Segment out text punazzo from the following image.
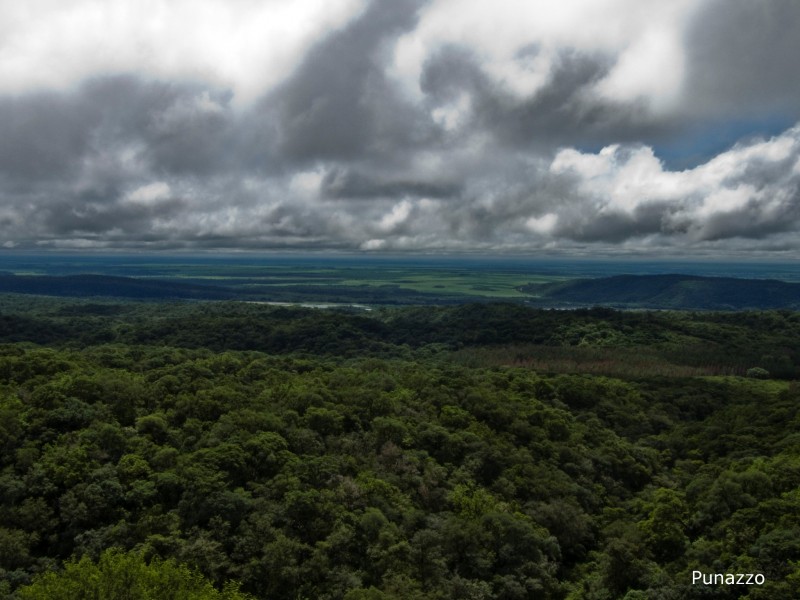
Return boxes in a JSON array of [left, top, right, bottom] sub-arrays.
[[692, 571, 765, 585]]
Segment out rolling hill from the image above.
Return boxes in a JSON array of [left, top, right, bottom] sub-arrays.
[[522, 274, 800, 310]]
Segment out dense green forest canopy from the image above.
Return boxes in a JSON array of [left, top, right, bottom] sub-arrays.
[[1, 295, 799, 598], [1, 295, 798, 378]]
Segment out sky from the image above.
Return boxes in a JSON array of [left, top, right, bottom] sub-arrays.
[[1, 0, 799, 257]]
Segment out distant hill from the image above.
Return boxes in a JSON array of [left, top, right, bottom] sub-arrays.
[[0, 273, 468, 304], [0, 273, 235, 300], [521, 274, 800, 310]]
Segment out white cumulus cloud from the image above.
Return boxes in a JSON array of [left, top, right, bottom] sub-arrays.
[[0, 0, 367, 104]]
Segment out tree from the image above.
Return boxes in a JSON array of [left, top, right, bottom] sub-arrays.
[[17, 548, 253, 600], [746, 366, 770, 379]]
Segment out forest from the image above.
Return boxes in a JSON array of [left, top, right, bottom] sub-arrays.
[[522, 275, 800, 310], [1, 296, 799, 598]]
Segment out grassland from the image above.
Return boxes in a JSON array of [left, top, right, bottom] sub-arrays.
[[129, 264, 566, 299]]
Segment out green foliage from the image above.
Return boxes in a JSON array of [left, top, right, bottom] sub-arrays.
[[1, 296, 799, 598], [747, 366, 770, 379], [16, 548, 253, 599]]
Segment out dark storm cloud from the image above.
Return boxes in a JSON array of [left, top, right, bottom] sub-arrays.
[[42, 195, 188, 236], [419, 44, 666, 150], [321, 168, 459, 199], [553, 201, 679, 244], [0, 93, 95, 180], [270, 0, 434, 164], [0, 76, 250, 247], [82, 77, 239, 177], [684, 0, 800, 118], [635, 0, 800, 169], [483, 52, 645, 147], [0, 76, 240, 183], [419, 45, 484, 104], [698, 196, 800, 242], [146, 93, 236, 175]]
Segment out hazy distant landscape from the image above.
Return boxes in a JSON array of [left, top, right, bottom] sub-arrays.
[[3, 254, 800, 309]]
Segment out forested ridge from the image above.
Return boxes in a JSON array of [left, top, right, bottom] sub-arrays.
[[523, 274, 800, 310], [1, 296, 799, 598]]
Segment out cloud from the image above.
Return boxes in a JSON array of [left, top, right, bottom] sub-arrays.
[[0, 0, 368, 104], [683, 0, 800, 118], [549, 126, 800, 244], [125, 182, 172, 205], [393, 0, 702, 107], [268, 0, 432, 163], [0, 92, 95, 180], [321, 168, 459, 199], [0, 0, 799, 257]]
